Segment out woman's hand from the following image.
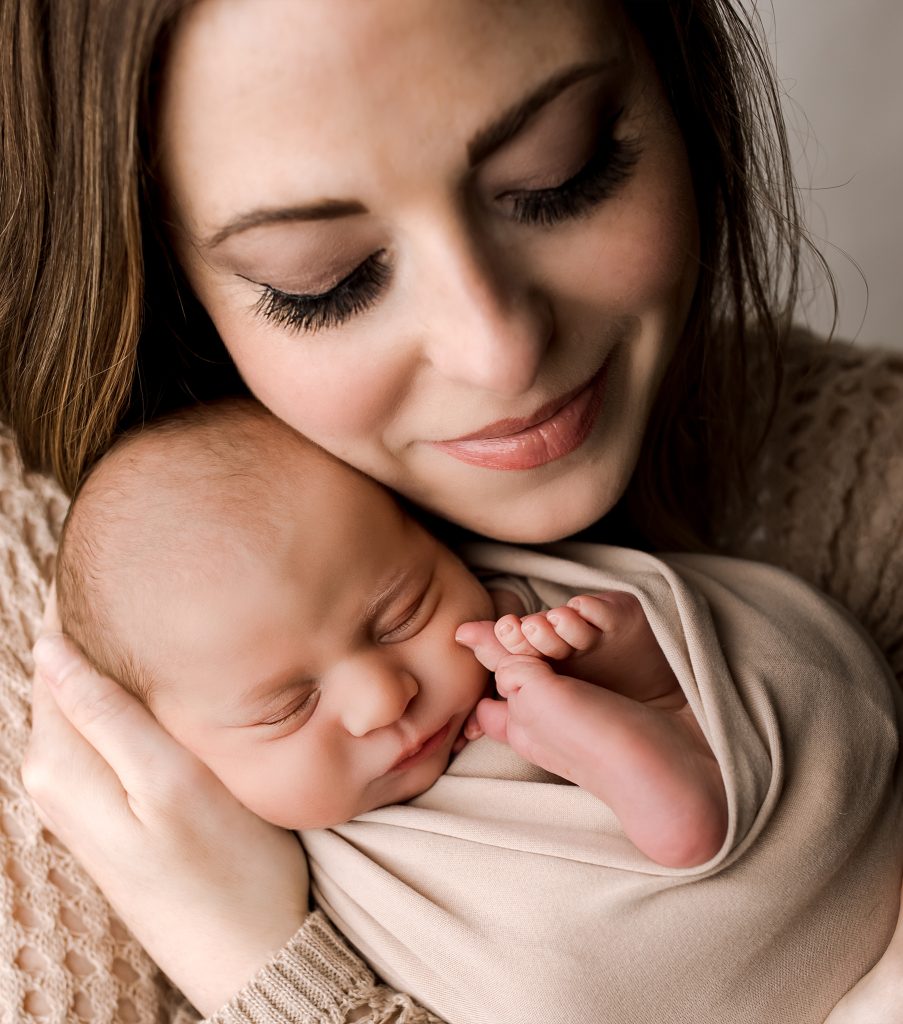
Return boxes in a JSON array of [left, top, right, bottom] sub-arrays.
[[823, 876, 903, 1022], [23, 618, 309, 1017]]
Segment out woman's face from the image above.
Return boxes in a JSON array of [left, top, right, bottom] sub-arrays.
[[159, 0, 698, 542]]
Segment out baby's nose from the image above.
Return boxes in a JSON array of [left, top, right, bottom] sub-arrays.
[[339, 663, 419, 737]]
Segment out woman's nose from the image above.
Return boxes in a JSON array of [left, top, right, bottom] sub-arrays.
[[337, 660, 419, 738], [419, 221, 552, 396]]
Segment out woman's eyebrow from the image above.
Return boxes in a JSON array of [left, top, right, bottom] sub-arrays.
[[204, 198, 366, 249], [202, 58, 614, 249], [466, 57, 617, 166]]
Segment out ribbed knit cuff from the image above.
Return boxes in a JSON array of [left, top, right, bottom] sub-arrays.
[[205, 912, 378, 1024]]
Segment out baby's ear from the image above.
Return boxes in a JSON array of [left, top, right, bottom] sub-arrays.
[[455, 620, 507, 671]]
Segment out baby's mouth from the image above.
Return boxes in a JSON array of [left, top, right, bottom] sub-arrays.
[[387, 720, 452, 773]]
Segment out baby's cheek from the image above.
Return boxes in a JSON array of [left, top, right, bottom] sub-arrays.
[[194, 741, 321, 829]]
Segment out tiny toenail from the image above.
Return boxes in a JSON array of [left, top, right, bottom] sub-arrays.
[[523, 622, 536, 634], [547, 612, 560, 626], [497, 622, 513, 636]]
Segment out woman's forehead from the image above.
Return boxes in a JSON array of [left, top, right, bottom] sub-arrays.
[[158, 0, 632, 234]]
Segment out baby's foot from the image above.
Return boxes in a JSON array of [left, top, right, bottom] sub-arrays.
[[456, 598, 727, 866], [492, 655, 725, 866]]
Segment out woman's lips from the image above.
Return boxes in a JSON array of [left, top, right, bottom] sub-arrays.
[[429, 355, 612, 471]]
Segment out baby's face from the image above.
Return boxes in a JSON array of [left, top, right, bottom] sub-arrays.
[[141, 462, 494, 829]]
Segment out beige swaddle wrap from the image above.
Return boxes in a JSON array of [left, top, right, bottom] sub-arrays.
[[302, 543, 903, 1024]]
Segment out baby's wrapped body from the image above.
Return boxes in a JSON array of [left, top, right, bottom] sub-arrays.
[[303, 542, 903, 1024]]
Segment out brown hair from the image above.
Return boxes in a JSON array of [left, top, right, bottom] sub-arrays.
[[0, 1, 832, 546], [55, 397, 308, 703], [614, 2, 834, 548]]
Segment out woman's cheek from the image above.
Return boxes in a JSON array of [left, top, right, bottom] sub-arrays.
[[599, 174, 697, 318], [214, 308, 404, 445]]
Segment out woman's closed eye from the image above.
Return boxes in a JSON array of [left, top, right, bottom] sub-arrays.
[[501, 116, 641, 228], [248, 116, 640, 336], [250, 250, 391, 334]]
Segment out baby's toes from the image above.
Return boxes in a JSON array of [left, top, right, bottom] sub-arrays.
[[520, 613, 574, 660], [545, 606, 602, 653], [567, 591, 644, 637], [494, 615, 541, 656]]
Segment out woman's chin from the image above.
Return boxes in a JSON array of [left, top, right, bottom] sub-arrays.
[[456, 490, 617, 545], [444, 461, 631, 544]]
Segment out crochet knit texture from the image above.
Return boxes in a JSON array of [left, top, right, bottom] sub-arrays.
[[0, 337, 901, 1024]]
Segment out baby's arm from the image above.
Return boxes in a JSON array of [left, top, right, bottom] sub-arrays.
[[457, 593, 727, 869]]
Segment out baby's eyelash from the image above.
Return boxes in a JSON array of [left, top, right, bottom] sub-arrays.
[[263, 689, 319, 729], [252, 250, 391, 334], [380, 597, 426, 644]]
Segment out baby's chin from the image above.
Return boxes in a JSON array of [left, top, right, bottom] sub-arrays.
[[260, 759, 456, 832]]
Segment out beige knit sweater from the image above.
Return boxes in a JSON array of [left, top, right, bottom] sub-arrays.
[[1, 336, 902, 1024]]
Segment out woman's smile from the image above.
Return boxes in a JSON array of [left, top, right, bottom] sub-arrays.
[[162, 0, 699, 542], [429, 351, 613, 470]]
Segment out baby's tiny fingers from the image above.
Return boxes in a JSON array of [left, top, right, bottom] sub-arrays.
[[545, 606, 601, 652], [520, 614, 574, 660], [494, 615, 541, 657], [474, 697, 510, 744], [456, 620, 509, 672], [463, 709, 484, 741], [567, 591, 641, 633]]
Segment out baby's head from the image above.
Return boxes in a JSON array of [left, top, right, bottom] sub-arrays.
[[56, 401, 493, 828]]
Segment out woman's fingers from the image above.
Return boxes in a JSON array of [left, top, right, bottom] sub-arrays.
[[27, 636, 310, 1016], [23, 672, 128, 822], [39, 580, 61, 634], [31, 633, 196, 801]]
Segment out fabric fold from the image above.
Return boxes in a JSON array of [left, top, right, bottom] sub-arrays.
[[302, 543, 903, 1024]]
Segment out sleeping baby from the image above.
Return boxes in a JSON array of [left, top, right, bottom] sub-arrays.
[[54, 399, 903, 1024]]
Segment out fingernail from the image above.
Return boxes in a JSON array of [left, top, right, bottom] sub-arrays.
[[33, 634, 80, 685], [455, 628, 472, 645]]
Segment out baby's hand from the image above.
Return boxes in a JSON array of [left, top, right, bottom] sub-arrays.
[[486, 592, 680, 707], [492, 595, 609, 661]]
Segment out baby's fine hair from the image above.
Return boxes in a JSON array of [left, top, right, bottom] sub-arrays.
[[55, 398, 322, 703]]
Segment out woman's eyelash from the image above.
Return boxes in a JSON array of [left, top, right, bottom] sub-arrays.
[[252, 250, 391, 334], [251, 121, 640, 334], [506, 127, 642, 228]]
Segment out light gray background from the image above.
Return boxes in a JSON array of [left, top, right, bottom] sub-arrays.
[[765, 1, 903, 349]]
